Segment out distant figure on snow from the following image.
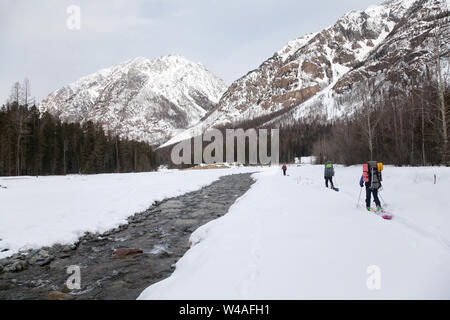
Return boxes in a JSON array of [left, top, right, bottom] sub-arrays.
[[359, 161, 383, 211], [282, 164, 287, 176], [324, 161, 335, 189]]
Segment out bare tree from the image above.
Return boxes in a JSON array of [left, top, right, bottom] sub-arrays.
[[421, 90, 427, 165], [8, 82, 24, 175], [22, 78, 33, 107], [7, 79, 35, 175], [9, 82, 21, 106], [357, 81, 383, 160], [430, 10, 449, 164]]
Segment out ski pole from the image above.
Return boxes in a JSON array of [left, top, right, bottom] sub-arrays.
[[379, 192, 388, 207], [356, 187, 363, 208]]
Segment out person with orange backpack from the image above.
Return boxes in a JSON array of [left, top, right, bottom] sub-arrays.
[[359, 161, 383, 211]]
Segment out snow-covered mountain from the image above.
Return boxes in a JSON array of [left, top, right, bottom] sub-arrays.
[[39, 55, 227, 145], [162, 0, 448, 147], [287, 0, 450, 122]]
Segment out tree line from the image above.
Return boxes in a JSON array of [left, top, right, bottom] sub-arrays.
[[0, 82, 158, 176], [162, 65, 448, 167], [158, 67, 448, 167], [312, 74, 449, 166]]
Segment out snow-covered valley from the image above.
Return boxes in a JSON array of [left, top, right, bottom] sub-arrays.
[[139, 165, 450, 299], [1, 165, 449, 299]]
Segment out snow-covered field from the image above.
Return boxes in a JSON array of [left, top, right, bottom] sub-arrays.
[[0, 167, 257, 259], [1, 165, 449, 299], [138, 165, 450, 299]]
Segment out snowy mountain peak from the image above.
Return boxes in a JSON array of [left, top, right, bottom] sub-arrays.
[[276, 33, 318, 62], [162, 0, 448, 148], [39, 55, 227, 146]]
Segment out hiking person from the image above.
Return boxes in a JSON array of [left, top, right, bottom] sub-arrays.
[[359, 161, 383, 211], [282, 164, 287, 176], [324, 161, 335, 189]]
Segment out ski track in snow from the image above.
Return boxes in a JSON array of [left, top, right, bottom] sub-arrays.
[[317, 171, 450, 252], [336, 180, 450, 250], [393, 215, 450, 250], [238, 189, 263, 298]]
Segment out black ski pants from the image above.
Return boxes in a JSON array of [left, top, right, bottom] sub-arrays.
[[365, 186, 381, 208], [325, 177, 334, 188]]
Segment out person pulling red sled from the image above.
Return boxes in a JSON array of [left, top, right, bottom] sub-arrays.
[[359, 161, 392, 220]]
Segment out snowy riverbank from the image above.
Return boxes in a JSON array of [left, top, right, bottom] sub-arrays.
[[0, 167, 258, 259]]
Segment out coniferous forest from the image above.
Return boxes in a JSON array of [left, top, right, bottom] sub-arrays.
[[0, 102, 158, 176]]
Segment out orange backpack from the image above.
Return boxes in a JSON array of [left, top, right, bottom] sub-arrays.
[[363, 162, 383, 186]]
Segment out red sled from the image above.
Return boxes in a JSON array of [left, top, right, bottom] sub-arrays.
[[370, 208, 392, 220]]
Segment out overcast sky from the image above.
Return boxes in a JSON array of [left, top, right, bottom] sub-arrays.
[[0, 0, 380, 104]]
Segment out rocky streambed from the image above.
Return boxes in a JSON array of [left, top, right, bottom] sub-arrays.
[[0, 173, 255, 300]]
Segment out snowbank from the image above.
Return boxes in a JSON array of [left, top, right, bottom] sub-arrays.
[[0, 167, 257, 259], [138, 165, 450, 299]]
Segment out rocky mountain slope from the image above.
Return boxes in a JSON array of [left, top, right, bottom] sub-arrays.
[[287, 0, 449, 123], [39, 55, 227, 145], [162, 0, 448, 147]]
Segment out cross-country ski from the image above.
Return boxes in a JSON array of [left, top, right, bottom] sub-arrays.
[[369, 208, 393, 220]]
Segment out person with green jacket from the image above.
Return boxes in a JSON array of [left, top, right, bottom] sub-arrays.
[[324, 161, 335, 189]]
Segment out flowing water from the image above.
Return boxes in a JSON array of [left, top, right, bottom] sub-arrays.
[[0, 173, 255, 300]]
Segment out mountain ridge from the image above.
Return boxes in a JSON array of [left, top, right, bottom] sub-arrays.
[[39, 55, 227, 146], [162, 0, 448, 148]]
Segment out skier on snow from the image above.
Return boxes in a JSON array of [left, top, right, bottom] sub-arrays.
[[324, 161, 335, 189], [282, 164, 287, 176], [359, 161, 383, 211]]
